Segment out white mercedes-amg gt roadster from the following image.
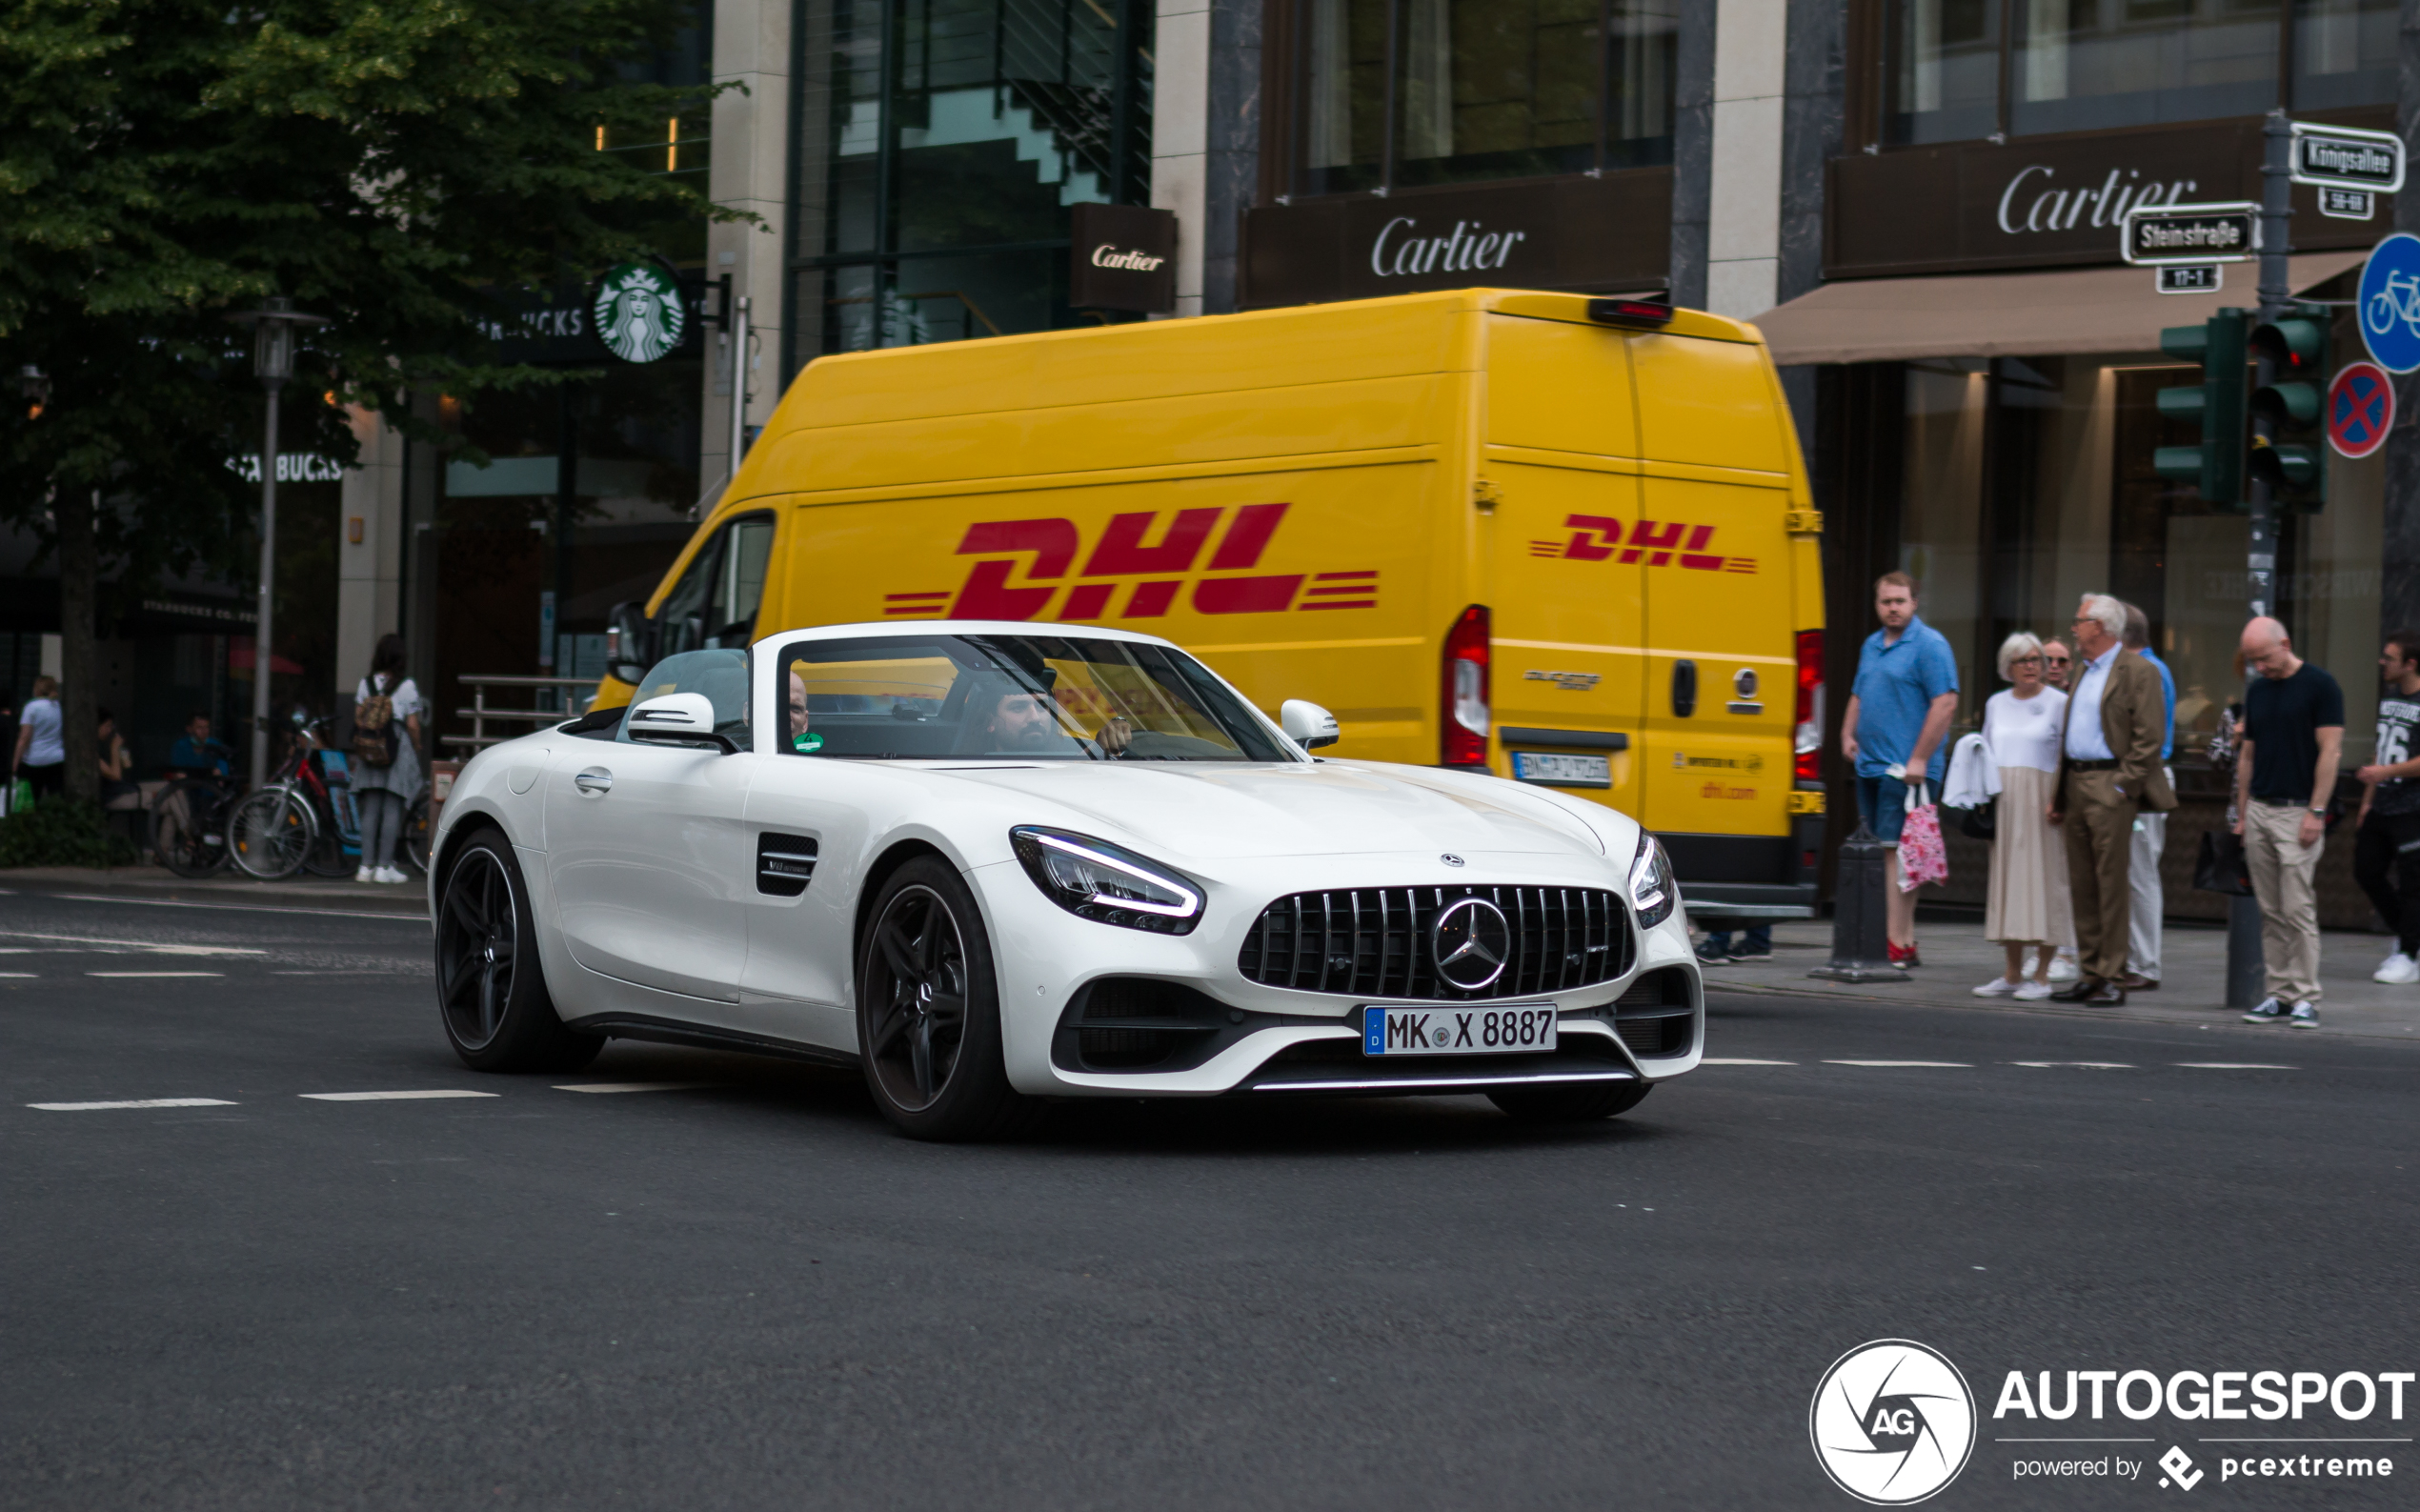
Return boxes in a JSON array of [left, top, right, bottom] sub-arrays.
[[427, 622, 1701, 1139]]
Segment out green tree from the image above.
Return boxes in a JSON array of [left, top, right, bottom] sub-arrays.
[[0, 0, 736, 802]]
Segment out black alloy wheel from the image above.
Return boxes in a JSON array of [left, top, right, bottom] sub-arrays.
[[856, 857, 1038, 1141], [435, 828, 600, 1073]]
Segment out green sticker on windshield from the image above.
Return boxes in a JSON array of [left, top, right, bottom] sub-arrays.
[[793, 731, 824, 753]]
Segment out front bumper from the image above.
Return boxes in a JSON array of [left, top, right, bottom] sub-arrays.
[[976, 849, 1705, 1098]]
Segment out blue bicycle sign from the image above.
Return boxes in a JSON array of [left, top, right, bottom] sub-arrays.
[[2358, 232, 2420, 373]]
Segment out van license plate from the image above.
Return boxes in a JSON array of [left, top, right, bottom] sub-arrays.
[[1511, 752, 1611, 788], [1362, 1005, 1558, 1057]]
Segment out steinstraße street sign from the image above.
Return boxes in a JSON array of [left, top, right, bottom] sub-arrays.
[[2327, 361, 2394, 459], [2157, 265, 2222, 294], [2289, 120, 2405, 194], [2122, 201, 2257, 266], [2357, 232, 2420, 373]]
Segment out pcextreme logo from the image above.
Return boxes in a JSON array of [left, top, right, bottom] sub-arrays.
[[1529, 513, 1760, 573], [881, 503, 1380, 622]]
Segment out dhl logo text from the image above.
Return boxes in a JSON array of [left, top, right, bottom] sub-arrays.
[[1529, 514, 1757, 574], [882, 503, 1380, 621]]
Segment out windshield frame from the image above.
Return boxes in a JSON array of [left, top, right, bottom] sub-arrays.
[[757, 628, 1303, 765]]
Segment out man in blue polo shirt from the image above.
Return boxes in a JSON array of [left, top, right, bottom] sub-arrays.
[[1841, 571, 1960, 966]]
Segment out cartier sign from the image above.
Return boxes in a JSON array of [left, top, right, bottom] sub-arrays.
[[1242, 170, 1670, 309], [1827, 116, 2386, 279], [1070, 203, 1177, 313]]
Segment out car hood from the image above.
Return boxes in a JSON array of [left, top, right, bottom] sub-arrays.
[[926, 759, 1611, 860]]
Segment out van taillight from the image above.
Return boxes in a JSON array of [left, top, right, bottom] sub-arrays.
[[1441, 605, 1491, 767], [1794, 629, 1825, 783]]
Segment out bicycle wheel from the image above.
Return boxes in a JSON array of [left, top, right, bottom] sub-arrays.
[[402, 793, 433, 876], [151, 779, 231, 878], [228, 788, 316, 879]]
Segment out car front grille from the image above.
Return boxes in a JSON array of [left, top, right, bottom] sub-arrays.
[[1237, 885, 1632, 1001]]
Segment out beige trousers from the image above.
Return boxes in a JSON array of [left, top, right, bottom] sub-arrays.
[[2242, 800, 2325, 1005], [2060, 769, 2136, 981]]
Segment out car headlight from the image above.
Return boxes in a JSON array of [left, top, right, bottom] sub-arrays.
[[1629, 830, 1676, 930], [1010, 826, 1204, 935]]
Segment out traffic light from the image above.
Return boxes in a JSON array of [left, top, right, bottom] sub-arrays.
[[2153, 310, 2249, 510], [2250, 311, 2329, 510]]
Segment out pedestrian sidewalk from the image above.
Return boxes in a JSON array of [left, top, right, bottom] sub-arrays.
[[0, 863, 429, 918], [1697, 917, 2420, 1044]]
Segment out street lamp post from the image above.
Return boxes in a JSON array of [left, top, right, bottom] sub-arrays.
[[224, 297, 327, 790]]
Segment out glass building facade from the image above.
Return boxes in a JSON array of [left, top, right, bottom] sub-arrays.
[[783, 0, 1156, 373]]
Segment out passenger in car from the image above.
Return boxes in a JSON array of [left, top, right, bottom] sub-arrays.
[[787, 670, 822, 753]]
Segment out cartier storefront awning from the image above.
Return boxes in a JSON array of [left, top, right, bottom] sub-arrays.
[[1751, 252, 2367, 368]]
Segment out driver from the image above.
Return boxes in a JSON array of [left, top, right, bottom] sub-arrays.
[[787, 670, 823, 753], [981, 686, 1132, 756]]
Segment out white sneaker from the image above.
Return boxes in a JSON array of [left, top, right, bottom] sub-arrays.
[[374, 865, 408, 884], [355, 867, 374, 883], [2013, 980, 2053, 1001], [2376, 952, 2420, 985], [2045, 955, 2082, 984], [1971, 978, 2019, 998]]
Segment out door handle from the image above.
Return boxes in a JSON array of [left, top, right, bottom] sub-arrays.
[[574, 769, 614, 795], [1670, 659, 1698, 718]]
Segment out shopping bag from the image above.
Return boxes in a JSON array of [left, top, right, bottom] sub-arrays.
[[2194, 827, 2254, 897], [1898, 781, 1949, 891], [7, 777, 30, 816]]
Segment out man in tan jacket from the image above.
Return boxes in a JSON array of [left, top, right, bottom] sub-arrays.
[[2048, 594, 2178, 1005]]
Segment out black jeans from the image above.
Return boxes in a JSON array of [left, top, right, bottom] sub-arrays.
[[2353, 808, 2420, 955]]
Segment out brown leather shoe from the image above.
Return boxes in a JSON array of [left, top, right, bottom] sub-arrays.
[[2049, 978, 2103, 1003], [2116, 973, 2159, 992], [2077, 980, 2128, 1007]]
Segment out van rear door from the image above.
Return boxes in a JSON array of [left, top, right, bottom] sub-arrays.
[[1483, 314, 1645, 818], [1629, 333, 1798, 890]]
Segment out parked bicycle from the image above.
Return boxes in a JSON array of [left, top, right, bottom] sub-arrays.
[[227, 714, 430, 881], [151, 737, 240, 878]]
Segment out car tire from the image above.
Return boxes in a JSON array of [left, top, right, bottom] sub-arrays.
[[856, 857, 1040, 1142], [435, 827, 603, 1073], [1487, 1081, 1652, 1122]]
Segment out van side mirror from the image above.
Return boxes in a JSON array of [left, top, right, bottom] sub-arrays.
[[606, 600, 654, 685], [1281, 699, 1341, 751], [627, 693, 739, 754]]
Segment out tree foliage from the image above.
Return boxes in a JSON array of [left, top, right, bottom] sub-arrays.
[[0, 0, 736, 795]]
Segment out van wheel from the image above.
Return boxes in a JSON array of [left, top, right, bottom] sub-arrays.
[[1488, 1082, 1651, 1122], [436, 829, 603, 1073], [856, 857, 1040, 1141]]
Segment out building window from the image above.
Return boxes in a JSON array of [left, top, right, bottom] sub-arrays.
[[787, 0, 1154, 368], [1294, 0, 1676, 197], [1882, 0, 2394, 147]]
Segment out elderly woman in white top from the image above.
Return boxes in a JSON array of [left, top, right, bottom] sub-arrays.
[[1975, 632, 2076, 999]]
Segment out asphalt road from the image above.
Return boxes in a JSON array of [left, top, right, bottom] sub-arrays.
[[1, 885, 2413, 1511]]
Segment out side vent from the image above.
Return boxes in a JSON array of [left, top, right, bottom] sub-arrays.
[[756, 834, 818, 897]]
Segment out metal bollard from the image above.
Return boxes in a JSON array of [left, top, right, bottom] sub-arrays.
[[1809, 819, 1910, 982]]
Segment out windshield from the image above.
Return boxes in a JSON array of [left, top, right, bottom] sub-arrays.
[[617, 649, 752, 747], [774, 634, 1293, 763]]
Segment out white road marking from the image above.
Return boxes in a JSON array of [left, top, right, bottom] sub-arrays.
[[30, 1099, 238, 1111], [0, 931, 265, 955], [1824, 1059, 1972, 1068], [2175, 1062, 2297, 1070], [1701, 1058, 1797, 1065], [2012, 1061, 2133, 1069], [0, 973, 35, 978], [300, 1090, 500, 1101], [87, 971, 224, 978], [553, 1082, 722, 1094], [43, 892, 421, 922]]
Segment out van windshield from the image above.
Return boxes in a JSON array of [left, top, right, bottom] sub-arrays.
[[775, 634, 1293, 763]]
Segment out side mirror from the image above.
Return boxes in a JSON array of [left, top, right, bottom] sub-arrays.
[[1281, 699, 1341, 751], [627, 693, 739, 754], [605, 600, 653, 685]]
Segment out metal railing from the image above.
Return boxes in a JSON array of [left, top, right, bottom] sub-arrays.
[[441, 675, 602, 753]]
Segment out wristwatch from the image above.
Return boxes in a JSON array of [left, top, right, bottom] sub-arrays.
[[2309, 806, 2327, 816]]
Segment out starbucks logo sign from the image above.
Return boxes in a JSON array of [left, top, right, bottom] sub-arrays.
[[593, 262, 686, 363]]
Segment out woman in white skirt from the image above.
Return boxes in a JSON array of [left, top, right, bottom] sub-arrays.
[[1975, 633, 2075, 999]]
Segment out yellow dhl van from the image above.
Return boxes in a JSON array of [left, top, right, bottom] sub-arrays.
[[595, 289, 1827, 921]]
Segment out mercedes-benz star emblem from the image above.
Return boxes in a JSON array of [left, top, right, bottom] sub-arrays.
[[1440, 854, 1464, 867], [1431, 897, 1510, 990]]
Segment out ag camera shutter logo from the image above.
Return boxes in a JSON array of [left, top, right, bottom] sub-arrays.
[[1810, 1340, 1977, 1504]]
